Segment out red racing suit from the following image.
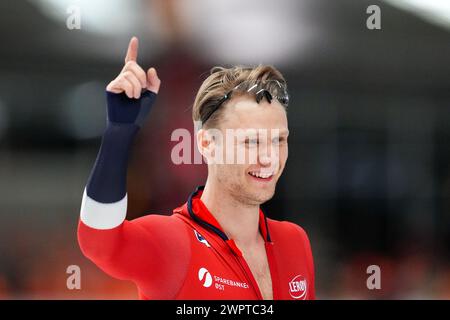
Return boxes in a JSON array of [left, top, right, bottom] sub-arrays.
[[78, 186, 315, 300]]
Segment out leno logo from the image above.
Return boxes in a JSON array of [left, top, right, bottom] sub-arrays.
[[289, 275, 307, 299]]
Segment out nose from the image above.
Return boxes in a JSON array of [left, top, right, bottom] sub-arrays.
[[258, 143, 277, 167], [259, 154, 271, 167]]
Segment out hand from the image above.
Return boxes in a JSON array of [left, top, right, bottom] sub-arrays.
[[106, 37, 161, 98]]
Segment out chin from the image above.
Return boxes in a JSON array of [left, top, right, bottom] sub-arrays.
[[249, 188, 276, 205]]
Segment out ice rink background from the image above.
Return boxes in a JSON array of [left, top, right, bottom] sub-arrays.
[[0, 0, 449, 299]]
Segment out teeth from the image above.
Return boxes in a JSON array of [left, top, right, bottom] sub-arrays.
[[249, 171, 274, 179]]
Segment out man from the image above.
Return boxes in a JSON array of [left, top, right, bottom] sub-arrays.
[[78, 37, 315, 300]]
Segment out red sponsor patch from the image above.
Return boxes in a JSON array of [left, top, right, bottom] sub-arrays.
[[289, 275, 308, 299]]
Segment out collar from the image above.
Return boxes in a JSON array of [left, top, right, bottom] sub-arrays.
[[173, 185, 272, 243]]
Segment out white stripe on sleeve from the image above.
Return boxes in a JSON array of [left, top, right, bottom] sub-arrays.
[[80, 188, 127, 230]]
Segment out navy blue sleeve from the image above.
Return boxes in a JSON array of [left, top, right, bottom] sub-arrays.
[[85, 90, 157, 203]]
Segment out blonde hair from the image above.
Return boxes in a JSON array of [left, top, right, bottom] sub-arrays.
[[192, 65, 287, 128]]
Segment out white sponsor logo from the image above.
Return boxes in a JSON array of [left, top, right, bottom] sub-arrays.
[[289, 275, 308, 299], [198, 267, 249, 291], [198, 267, 213, 288], [214, 276, 249, 289]]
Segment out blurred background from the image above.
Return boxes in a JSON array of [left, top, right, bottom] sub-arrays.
[[0, 0, 449, 299]]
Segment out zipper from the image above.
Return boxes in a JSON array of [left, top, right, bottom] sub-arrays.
[[265, 242, 279, 299], [176, 213, 276, 300], [179, 187, 277, 299], [226, 239, 267, 300]]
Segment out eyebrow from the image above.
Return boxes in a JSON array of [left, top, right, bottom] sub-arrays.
[[277, 129, 289, 136]]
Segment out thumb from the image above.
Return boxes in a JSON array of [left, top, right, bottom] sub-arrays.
[[146, 67, 161, 94]]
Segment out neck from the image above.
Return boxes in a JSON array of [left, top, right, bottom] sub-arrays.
[[200, 179, 262, 248]]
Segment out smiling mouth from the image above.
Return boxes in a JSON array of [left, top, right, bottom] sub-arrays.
[[248, 171, 275, 182]]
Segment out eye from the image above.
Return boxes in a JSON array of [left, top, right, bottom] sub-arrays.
[[245, 138, 259, 146], [272, 137, 285, 145]]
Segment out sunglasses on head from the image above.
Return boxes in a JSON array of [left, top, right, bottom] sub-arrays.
[[201, 79, 289, 126]]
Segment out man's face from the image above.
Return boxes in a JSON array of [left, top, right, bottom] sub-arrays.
[[204, 94, 289, 205]]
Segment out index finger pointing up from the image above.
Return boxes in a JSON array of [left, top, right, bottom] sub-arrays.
[[125, 36, 139, 63]]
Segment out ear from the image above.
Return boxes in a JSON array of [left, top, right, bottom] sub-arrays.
[[196, 128, 214, 163]]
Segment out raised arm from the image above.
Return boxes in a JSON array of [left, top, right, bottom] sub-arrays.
[[77, 37, 189, 298]]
